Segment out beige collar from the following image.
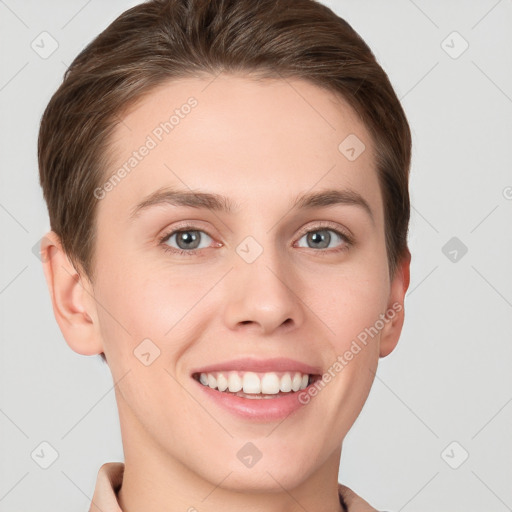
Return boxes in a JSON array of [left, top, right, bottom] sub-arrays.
[[89, 462, 379, 512]]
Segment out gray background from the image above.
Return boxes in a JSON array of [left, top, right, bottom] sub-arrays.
[[1, 0, 511, 510]]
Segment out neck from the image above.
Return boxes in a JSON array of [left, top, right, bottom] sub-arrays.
[[116, 396, 344, 512]]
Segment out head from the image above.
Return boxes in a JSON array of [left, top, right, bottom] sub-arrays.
[[39, 0, 411, 494]]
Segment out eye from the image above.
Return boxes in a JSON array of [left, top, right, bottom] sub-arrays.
[[159, 226, 215, 255], [158, 222, 352, 257], [295, 225, 352, 253]]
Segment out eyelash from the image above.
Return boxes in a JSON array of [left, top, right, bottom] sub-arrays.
[[158, 222, 354, 257]]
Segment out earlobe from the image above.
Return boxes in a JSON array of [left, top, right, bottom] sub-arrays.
[[40, 231, 103, 356], [379, 249, 411, 358]]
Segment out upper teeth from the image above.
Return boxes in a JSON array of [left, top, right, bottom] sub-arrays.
[[197, 371, 310, 394]]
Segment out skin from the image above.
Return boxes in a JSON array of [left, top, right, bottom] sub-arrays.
[[41, 74, 410, 512]]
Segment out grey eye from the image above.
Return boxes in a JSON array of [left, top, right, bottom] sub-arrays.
[[165, 230, 213, 251], [296, 229, 344, 249]]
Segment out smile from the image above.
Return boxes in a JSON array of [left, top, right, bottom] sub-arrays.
[[191, 365, 323, 421], [192, 370, 320, 397]]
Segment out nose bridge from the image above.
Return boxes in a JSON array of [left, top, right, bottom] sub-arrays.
[[222, 234, 304, 334]]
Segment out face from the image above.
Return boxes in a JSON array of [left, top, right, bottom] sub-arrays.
[[84, 74, 406, 490]]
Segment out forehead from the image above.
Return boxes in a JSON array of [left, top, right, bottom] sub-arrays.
[[100, 74, 382, 226]]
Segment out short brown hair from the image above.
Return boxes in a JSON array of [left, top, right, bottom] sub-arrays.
[[38, 0, 411, 282]]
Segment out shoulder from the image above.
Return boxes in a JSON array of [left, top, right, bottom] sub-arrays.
[[338, 483, 381, 512]]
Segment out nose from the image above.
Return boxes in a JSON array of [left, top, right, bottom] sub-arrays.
[[221, 243, 305, 336]]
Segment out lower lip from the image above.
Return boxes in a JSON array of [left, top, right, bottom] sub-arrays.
[[193, 378, 313, 421]]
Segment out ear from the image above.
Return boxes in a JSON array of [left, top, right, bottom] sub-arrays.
[[40, 231, 104, 356], [379, 249, 411, 358]]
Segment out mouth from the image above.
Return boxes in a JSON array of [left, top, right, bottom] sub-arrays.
[[192, 370, 322, 399]]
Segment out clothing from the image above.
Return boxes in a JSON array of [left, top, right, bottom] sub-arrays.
[[89, 462, 386, 512]]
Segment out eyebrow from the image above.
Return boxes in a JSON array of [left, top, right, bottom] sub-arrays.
[[129, 186, 374, 224]]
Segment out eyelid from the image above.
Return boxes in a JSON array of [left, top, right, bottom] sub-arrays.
[[158, 224, 220, 255], [158, 221, 216, 243], [295, 220, 354, 245]]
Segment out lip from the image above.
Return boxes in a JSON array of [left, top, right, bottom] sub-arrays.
[[189, 356, 322, 376], [193, 376, 319, 421], [190, 357, 322, 421]]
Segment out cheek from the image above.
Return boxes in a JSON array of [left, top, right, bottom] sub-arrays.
[[93, 256, 218, 370], [307, 262, 389, 349], [93, 264, 194, 427]]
